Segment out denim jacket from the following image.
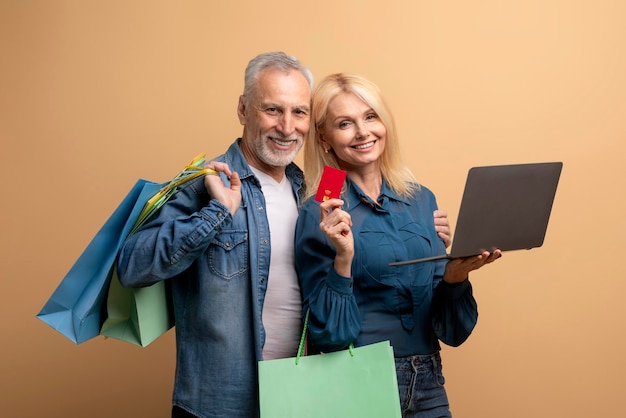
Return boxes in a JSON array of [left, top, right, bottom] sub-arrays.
[[117, 139, 305, 418]]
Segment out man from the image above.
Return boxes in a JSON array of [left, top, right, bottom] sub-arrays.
[[117, 52, 451, 417]]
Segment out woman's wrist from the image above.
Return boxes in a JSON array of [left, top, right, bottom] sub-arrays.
[[333, 252, 353, 278]]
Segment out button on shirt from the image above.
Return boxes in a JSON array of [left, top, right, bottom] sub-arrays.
[[295, 178, 478, 357]]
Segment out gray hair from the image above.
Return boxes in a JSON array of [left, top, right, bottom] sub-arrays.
[[243, 52, 314, 104]]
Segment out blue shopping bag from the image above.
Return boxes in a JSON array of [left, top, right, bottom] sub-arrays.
[[37, 179, 163, 344], [37, 154, 215, 345]]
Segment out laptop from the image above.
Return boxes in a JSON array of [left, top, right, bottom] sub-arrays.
[[388, 162, 563, 266]]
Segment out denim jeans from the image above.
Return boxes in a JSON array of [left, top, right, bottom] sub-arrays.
[[395, 352, 452, 418], [172, 406, 196, 418]]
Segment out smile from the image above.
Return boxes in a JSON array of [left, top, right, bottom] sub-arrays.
[[269, 137, 297, 147], [352, 140, 376, 150]]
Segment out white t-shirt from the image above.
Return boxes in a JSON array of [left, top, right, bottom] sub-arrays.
[[251, 167, 302, 360]]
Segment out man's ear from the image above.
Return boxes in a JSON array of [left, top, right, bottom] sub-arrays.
[[237, 95, 246, 125]]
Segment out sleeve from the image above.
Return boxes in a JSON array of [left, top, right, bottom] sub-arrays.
[[422, 186, 477, 347], [430, 278, 478, 347], [294, 202, 361, 352], [117, 179, 232, 287]]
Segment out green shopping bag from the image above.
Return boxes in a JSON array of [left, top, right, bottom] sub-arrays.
[[258, 311, 402, 418], [100, 266, 174, 347], [100, 154, 215, 347]]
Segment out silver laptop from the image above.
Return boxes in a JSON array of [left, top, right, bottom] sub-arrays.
[[389, 162, 563, 266]]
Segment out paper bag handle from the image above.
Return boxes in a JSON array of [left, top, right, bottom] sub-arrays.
[[130, 153, 217, 235], [295, 309, 354, 365]]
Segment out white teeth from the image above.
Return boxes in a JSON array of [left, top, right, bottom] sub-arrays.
[[271, 138, 293, 146], [354, 141, 374, 150]]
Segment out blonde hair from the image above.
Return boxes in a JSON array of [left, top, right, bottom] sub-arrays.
[[304, 73, 418, 201]]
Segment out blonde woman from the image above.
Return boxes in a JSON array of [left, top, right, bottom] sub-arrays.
[[294, 73, 501, 417]]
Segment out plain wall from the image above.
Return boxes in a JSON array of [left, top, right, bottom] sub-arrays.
[[2, 1, 625, 417]]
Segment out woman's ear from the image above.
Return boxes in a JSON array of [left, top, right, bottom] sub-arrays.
[[319, 136, 330, 153]]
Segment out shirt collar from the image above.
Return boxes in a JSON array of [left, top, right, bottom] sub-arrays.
[[344, 177, 412, 211]]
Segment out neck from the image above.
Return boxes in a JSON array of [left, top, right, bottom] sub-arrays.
[[250, 164, 285, 183], [347, 167, 382, 202], [251, 163, 285, 183]]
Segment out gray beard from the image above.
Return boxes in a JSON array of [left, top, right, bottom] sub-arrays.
[[256, 138, 302, 167]]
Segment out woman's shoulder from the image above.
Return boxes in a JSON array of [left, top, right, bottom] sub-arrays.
[[299, 196, 321, 212], [407, 182, 437, 202]]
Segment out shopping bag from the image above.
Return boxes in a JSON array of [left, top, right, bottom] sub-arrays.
[[258, 312, 402, 418], [100, 154, 215, 346], [37, 154, 215, 345], [99, 267, 174, 347], [36, 179, 161, 344]]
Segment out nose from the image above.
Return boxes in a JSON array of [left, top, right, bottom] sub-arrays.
[[277, 113, 295, 136], [355, 122, 370, 140]]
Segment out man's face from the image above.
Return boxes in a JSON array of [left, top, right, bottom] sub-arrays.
[[238, 67, 311, 172]]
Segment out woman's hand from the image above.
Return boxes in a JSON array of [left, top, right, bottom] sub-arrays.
[[319, 198, 354, 277], [443, 249, 502, 284]]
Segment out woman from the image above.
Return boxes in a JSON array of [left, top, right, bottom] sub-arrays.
[[294, 73, 501, 417]]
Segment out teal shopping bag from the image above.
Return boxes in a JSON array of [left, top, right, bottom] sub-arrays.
[[258, 312, 402, 417], [36, 179, 162, 344]]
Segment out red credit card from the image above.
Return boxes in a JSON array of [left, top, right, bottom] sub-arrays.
[[315, 166, 347, 202]]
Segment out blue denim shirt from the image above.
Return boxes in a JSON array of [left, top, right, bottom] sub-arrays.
[[294, 178, 477, 357], [117, 139, 305, 418]]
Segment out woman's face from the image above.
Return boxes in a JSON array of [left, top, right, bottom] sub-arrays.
[[321, 92, 386, 170]]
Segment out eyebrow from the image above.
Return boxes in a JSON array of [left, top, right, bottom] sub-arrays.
[[294, 104, 311, 112], [331, 106, 374, 121], [259, 102, 310, 112]]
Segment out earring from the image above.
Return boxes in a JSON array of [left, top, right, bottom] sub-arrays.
[[324, 148, 329, 154]]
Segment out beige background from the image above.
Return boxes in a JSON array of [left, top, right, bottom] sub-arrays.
[[2, 1, 625, 417]]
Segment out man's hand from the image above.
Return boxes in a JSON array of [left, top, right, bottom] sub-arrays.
[[203, 161, 242, 216], [434, 209, 452, 248]]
